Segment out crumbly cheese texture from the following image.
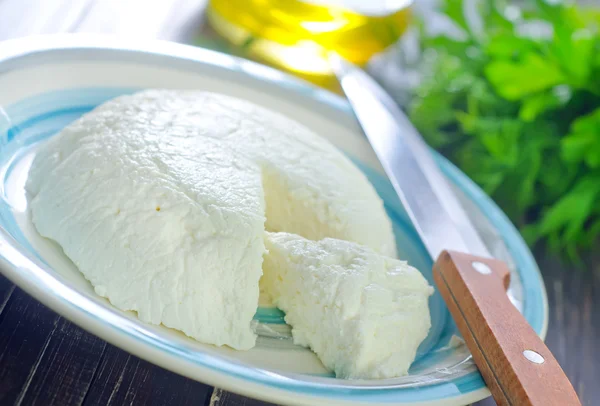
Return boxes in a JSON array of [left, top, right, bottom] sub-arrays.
[[26, 90, 396, 350], [27, 97, 266, 350], [171, 91, 396, 257], [262, 232, 434, 379]]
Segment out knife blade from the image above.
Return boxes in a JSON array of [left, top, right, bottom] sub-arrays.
[[329, 53, 489, 261], [330, 54, 580, 406]]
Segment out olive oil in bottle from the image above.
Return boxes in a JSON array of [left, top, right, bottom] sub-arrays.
[[206, 0, 412, 78]]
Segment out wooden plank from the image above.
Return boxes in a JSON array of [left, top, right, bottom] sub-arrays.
[[209, 388, 277, 406], [0, 285, 211, 406], [15, 318, 107, 405], [474, 398, 497, 406], [70, 0, 207, 41], [74, 0, 184, 38], [157, 0, 209, 42], [0, 288, 61, 404], [0, 0, 95, 40], [82, 343, 212, 405], [538, 251, 600, 404], [0, 275, 16, 317]]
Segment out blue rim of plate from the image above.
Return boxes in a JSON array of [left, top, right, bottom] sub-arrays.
[[0, 35, 548, 405]]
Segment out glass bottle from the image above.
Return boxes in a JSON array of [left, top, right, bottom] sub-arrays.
[[206, 0, 413, 80]]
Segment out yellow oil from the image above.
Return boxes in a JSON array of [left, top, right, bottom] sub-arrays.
[[206, 0, 412, 79]]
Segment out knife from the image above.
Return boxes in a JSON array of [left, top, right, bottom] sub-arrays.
[[330, 54, 580, 406]]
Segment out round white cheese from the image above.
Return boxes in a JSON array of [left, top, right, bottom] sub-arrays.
[[262, 232, 434, 379], [27, 95, 266, 350], [26, 90, 396, 350]]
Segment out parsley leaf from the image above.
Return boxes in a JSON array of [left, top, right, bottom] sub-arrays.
[[409, 0, 600, 261]]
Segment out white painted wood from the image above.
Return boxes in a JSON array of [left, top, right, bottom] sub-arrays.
[[0, 0, 95, 40], [158, 0, 208, 41], [74, 0, 207, 40]]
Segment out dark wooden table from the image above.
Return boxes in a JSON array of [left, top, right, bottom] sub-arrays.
[[1, 252, 598, 406], [0, 1, 598, 405]]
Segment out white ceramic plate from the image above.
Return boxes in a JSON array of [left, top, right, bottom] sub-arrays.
[[0, 35, 548, 406]]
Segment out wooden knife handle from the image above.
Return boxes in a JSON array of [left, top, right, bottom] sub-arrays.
[[433, 250, 580, 406]]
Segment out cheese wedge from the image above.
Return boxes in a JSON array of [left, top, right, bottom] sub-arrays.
[[262, 231, 434, 379]]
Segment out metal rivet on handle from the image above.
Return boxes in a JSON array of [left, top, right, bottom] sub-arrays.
[[523, 350, 545, 364], [472, 261, 492, 275]]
